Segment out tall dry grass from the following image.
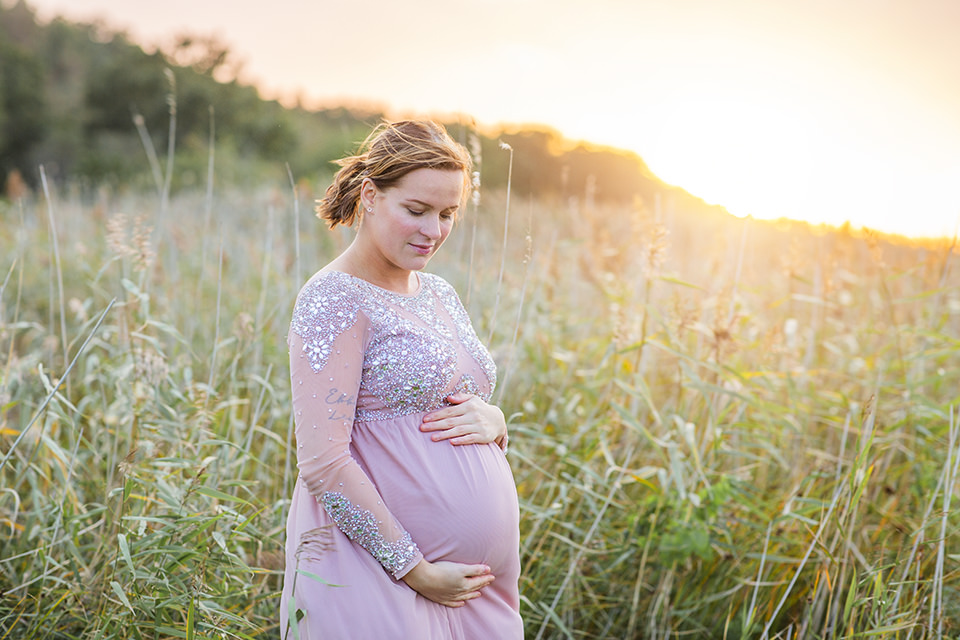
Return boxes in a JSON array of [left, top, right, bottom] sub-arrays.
[[1, 161, 959, 639]]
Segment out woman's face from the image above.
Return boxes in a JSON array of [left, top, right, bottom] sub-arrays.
[[361, 168, 463, 273]]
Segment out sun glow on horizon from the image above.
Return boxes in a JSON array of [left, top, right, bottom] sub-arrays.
[[640, 99, 817, 221], [595, 97, 960, 240]]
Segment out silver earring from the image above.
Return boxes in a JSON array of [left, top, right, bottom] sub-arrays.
[[366, 206, 372, 212]]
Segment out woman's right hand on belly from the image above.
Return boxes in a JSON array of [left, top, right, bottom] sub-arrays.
[[401, 558, 496, 608], [420, 392, 508, 449]]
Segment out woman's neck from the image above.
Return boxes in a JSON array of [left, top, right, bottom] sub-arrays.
[[329, 243, 419, 295]]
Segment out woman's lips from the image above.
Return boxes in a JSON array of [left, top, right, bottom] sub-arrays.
[[410, 243, 433, 255]]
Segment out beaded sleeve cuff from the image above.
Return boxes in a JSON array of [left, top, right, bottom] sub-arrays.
[[319, 491, 421, 577]]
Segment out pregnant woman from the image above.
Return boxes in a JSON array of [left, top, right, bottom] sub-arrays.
[[280, 120, 522, 639]]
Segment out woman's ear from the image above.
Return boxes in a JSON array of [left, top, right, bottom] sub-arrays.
[[360, 178, 377, 213]]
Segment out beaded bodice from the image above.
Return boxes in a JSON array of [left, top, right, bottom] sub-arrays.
[[290, 271, 497, 422]]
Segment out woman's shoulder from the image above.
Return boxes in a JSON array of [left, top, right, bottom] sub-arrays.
[[421, 272, 471, 315], [420, 271, 458, 297], [296, 269, 357, 297], [290, 271, 365, 334]]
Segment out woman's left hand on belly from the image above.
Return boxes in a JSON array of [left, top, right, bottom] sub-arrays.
[[420, 393, 507, 449], [401, 558, 496, 608]]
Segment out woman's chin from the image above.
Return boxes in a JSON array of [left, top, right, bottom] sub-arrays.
[[403, 255, 434, 271]]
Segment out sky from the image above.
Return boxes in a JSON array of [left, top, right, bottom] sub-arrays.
[[22, 0, 960, 238]]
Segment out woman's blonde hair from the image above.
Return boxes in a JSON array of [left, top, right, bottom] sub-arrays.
[[316, 120, 473, 229]]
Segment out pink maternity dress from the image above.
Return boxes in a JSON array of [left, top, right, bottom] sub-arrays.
[[280, 270, 522, 639]]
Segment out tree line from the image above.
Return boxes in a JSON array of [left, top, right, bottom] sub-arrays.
[[1, 0, 716, 216]]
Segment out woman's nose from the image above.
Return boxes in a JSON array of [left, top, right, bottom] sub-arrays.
[[421, 214, 442, 239]]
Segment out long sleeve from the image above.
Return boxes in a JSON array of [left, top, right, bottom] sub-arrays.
[[288, 276, 423, 579]]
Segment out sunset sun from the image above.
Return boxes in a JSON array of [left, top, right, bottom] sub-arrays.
[[641, 98, 817, 221]]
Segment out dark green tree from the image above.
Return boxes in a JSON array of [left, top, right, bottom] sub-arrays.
[[0, 38, 47, 186]]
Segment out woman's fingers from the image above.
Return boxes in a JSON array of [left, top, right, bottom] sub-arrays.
[[452, 588, 484, 602], [431, 429, 487, 445], [402, 559, 495, 609], [441, 588, 486, 606], [427, 425, 471, 442], [439, 562, 493, 605], [463, 567, 495, 591], [420, 413, 466, 431], [422, 395, 474, 423], [467, 574, 495, 589], [420, 395, 504, 446], [420, 405, 473, 440], [462, 562, 491, 577]]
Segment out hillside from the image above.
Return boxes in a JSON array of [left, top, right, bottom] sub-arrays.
[[0, 1, 736, 220]]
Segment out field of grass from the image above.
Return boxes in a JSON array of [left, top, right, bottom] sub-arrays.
[[2, 167, 960, 638]]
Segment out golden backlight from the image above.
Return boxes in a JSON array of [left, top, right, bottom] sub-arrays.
[[642, 99, 817, 222], [637, 97, 960, 239]]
